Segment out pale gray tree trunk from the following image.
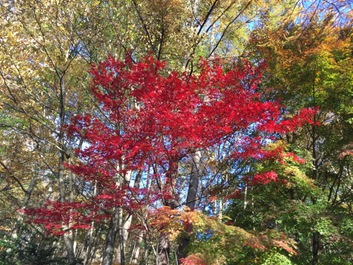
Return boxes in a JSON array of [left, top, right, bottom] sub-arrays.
[[82, 181, 98, 265], [130, 230, 144, 264], [58, 75, 76, 265], [157, 233, 170, 265]]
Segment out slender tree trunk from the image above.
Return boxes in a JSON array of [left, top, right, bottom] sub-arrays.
[[157, 233, 170, 265], [186, 151, 201, 210], [63, 233, 76, 265], [310, 92, 321, 265], [218, 199, 223, 221], [156, 161, 180, 265], [117, 208, 126, 265], [114, 170, 140, 264], [58, 75, 76, 265], [83, 181, 99, 265], [145, 239, 150, 265], [83, 225, 97, 265], [312, 231, 320, 265], [59, 150, 76, 264], [58, 154, 75, 264], [13, 164, 38, 239], [102, 209, 119, 265], [178, 151, 201, 259], [130, 230, 144, 264]]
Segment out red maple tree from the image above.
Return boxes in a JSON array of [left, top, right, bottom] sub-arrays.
[[24, 55, 315, 236]]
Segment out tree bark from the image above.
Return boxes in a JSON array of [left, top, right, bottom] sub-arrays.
[[114, 208, 126, 265], [59, 154, 76, 265], [130, 230, 144, 264], [157, 233, 170, 265], [57, 73, 76, 264], [83, 181, 99, 265], [186, 151, 201, 210], [102, 210, 119, 265], [178, 151, 201, 259], [156, 161, 180, 265], [312, 231, 320, 265]]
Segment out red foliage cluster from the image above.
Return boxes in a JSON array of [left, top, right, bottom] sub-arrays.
[[21, 201, 97, 235], [251, 171, 279, 185], [179, 254, 207, 265]]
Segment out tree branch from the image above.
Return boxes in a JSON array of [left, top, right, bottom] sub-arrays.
[[0, 160, 28, 195], [207, 0, 253, 58]]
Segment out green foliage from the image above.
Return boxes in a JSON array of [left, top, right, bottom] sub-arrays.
[[243, 6, 353, 264], [0, 233, 67, 265], [261, 251, 293, 265]]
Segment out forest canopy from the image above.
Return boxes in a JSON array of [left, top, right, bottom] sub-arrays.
[[0, 1, 352, 265]]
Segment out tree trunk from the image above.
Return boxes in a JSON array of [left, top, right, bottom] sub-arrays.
[[157, 233, 170, 265], [57, 74, 76, 264], [83, 181, 99, 265], [102, 210, 119, 265], [59, 149, 76, 265], [312, 231, 320, 265], [186, 151, 201, 210], [177, 152, 201, 260], [13, 165, 38, 240], [114, 170, 141, 265], [156, 161, 180, 265], [83, 223, 99, 265], [63, 233, 76, 265], [114, 208, 127, 265], [130, 230, 144, 264]]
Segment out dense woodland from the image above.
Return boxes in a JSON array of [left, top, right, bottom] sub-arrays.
[[0, 0, 353, 264]]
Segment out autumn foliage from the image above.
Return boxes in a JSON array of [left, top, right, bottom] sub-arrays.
[[23, 54, 315, 243]]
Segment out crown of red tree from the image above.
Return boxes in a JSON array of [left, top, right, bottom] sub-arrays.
[[23, 55, 316, 235]]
